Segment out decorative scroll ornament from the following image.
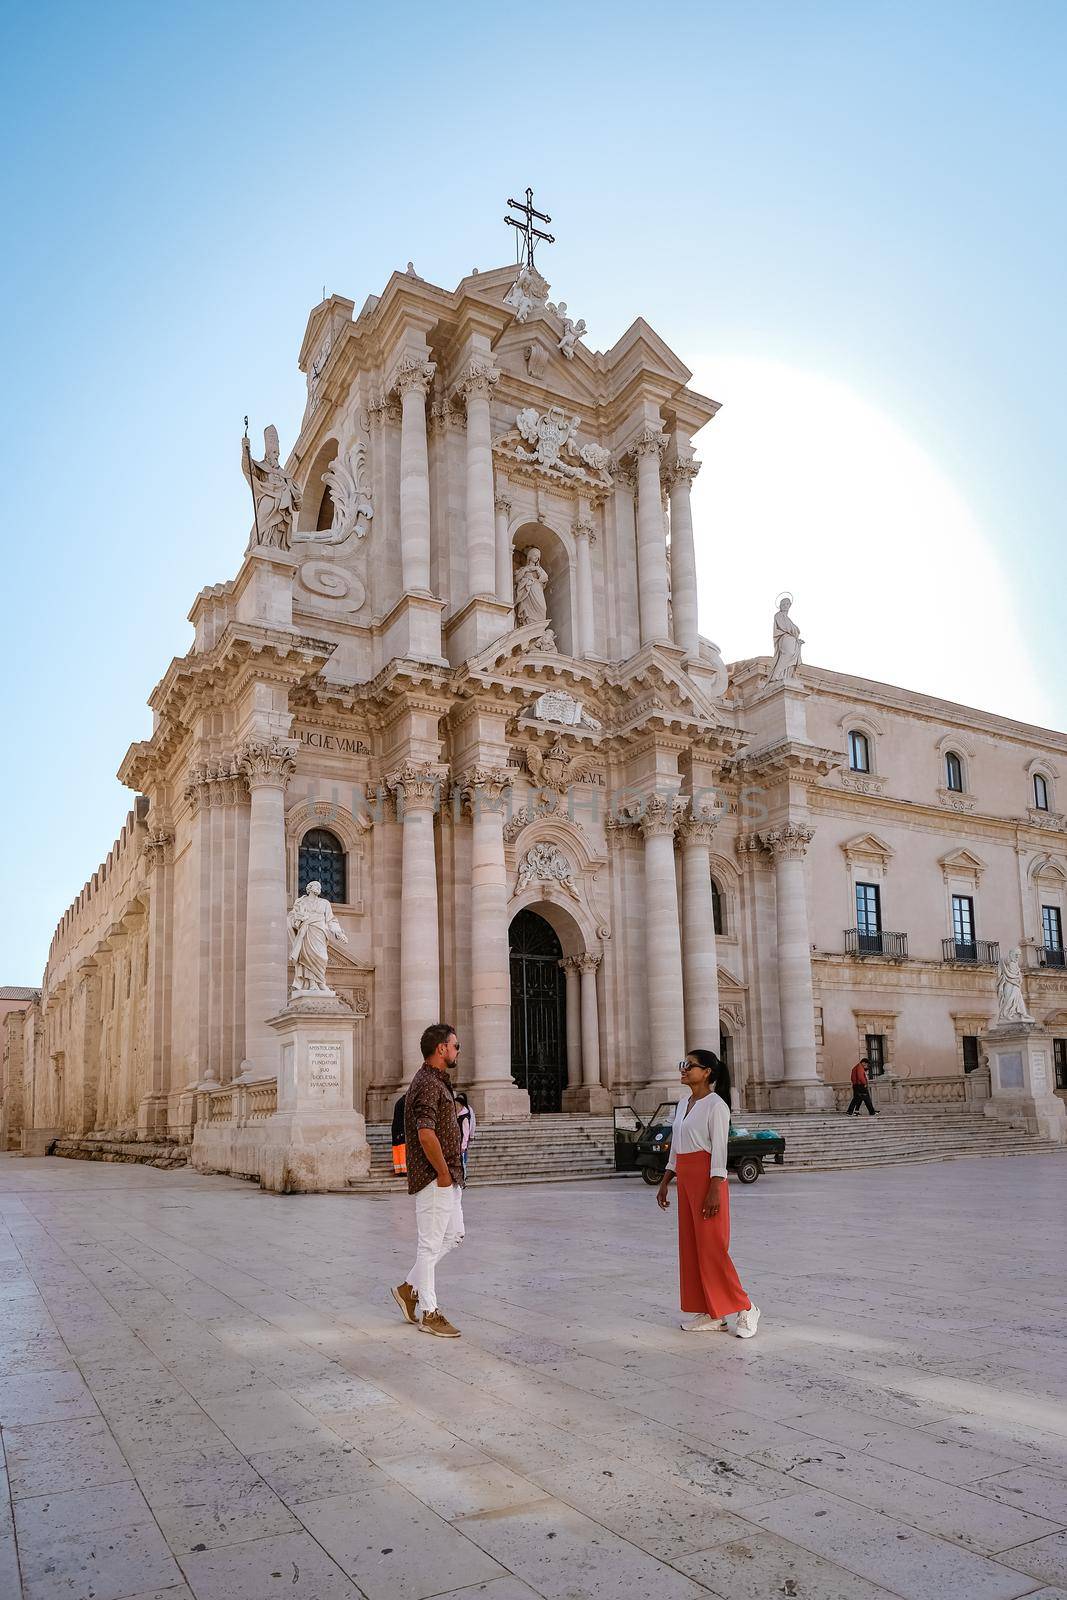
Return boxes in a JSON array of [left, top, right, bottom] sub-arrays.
[[529, 690, 601, 730], [516, 842, 581, 901], [296, 561, 367, 615], [510, 407, 612, 485], [296, 443, 373, 545]]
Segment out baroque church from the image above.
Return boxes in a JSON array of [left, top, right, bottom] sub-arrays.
[[6, 201, 1067, 1175]]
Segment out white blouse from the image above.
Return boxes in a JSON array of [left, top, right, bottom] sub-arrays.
[[666, 1092, 730, 1179]]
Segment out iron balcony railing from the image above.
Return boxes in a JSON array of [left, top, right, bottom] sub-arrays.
[[941, 938, 1000, 965], [845, 928, 909, 959], [1039, 945, 1066, 968]]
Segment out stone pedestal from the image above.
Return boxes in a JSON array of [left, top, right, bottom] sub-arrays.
[[256, 999, 371, 1192], [21, 1128, 58, 1156], [983, 1022, 1067, 1143], [232, 546, 297, 630], [562, 1084, 611, 1114]]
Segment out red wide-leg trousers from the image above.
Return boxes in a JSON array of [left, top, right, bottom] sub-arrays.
[[675, 1151, 752, 1317]]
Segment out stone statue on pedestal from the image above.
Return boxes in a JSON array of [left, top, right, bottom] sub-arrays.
[[287, 881, 349, 997], [243, 424, 302, 551], [768, 595, 803, 683], [514, 547, 557, 650], [995, 947, 1034, 1024]]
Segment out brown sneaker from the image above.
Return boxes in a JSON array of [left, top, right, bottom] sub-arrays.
[[419, 1309, 460, 1338], [391, 1282, 419, 1325]]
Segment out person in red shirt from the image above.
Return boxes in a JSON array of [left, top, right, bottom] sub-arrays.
[[846, 1056, 879, 1116]]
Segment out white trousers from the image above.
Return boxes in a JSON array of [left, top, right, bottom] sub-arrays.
[[408, 1182, 465, 1314]]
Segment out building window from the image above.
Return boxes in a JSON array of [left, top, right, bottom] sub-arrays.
[[950, 893, 975, 957], [865, 1033, 886, 1076], [298, 828, 346, 903], [1034, 773, 1050, 811], [848, 730, 871, 773], [711, 875, 725, 937], [855, 881, 882, 952], [1054, 1039, 1067, 1091], [1042, 905, 1064, 967], [962, 1035, 981, 1073], [945, 751, 964, 792]]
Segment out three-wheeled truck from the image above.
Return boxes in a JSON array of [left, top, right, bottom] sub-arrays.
[[613, 1104, 786, 1185]]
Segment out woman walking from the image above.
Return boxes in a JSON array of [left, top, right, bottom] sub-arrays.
[[656, 1050, 760, 1338]]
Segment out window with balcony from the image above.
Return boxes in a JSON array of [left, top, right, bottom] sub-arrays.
[[945, 751, 965, 793], [298, 828, 347, 904], [848, 730, 871, 773], [1042, 904, 1064, 967], [1034, 773, 1050, 811], [855, 882, 882, 952]]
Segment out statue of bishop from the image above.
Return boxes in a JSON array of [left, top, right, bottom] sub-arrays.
[[243, 424, 302, 551]]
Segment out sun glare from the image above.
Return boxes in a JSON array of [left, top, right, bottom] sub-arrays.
[[685, 357, 1053, 728]]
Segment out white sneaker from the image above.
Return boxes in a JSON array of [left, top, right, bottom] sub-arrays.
[[735, 1305, 761, 1339], [680, 1313, 729, 1332]]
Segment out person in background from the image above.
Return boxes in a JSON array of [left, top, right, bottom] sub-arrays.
[[391, 1091, 407, 1175], [846, 1056, 879, 1117], [455, 1091, 476, 1179], [391, 1024, 465, 1339], [656, 1048, 760, 1339]]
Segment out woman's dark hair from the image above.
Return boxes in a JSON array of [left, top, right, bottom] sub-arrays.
[[454, 1092, 469, 1106], [687, 1048, 732, 1107]]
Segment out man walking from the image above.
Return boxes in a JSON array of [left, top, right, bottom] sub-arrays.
[[391, 1024, 465, 1338], [846, 1055, 879, 1117]]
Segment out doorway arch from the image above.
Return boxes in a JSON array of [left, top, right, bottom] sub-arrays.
[[509, 907, 567, 1113]]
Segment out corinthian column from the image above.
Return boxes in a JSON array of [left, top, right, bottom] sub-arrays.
[[559, 956, 582, 1088], [238, 736, 297, 1076], [573, 519, 596, 656], [634, 428, 670, 645], [667, 456, 701, 657], [459, 361, 500, 599], [395, 355, 436, 594], [495, 492, 514, 607], [391, 766, 443, 1079], [578, 954, 602, 1089], [639, 795, 687, 1106], [762, 823, 832, 1108], [677, 809, 720, 1050]]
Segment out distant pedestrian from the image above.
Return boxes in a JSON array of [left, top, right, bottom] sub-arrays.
[[455, 1091, 476, 1178], [391, 1024, 465, 1339], [846, 1057, 879, 1116], [390, 1092, 407, 1175], [657, 1049, 760, 1339]]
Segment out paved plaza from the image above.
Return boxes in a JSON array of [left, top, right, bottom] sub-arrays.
[[0, 1154, 1065, 1600]]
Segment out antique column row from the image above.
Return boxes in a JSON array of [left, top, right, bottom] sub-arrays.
[[559, 954, 603, 1093], [626, 430, 702, 657]]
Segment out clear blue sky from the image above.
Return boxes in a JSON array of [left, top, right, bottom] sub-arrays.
[[3, 1, 1065, 984]]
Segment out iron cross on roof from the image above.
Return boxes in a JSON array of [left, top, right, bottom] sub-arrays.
[[505, 187, 555, 269]]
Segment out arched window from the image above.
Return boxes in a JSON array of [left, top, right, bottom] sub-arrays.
[[711, 875, 725, 937], [298, 828, 346, 903], [1034, 773, 1050, 811], [945, 751, 964, 793], [848, 730, 871, 773]]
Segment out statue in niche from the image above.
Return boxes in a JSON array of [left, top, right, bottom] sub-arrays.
[[768, 594, 804, 683], [995, 948, 1034, 1025], [243, 424, 302, 551], [514, 547, 556, 650], [288, 881, 349, 997]]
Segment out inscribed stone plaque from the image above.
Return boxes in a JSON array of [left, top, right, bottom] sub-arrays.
[[1031, 1052, 1049, 1095], [308, 1040, 343, 1095], [997, 1050, 1024, 1090]]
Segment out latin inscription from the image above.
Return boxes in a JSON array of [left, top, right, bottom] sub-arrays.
[[298, 728, 370, 755], [308, 1040, 343, 1095]]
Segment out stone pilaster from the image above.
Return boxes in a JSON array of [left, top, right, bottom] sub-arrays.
[[636, 794, 687, 1109], [495, 491, 514, 608], [559, 956, 582, 1091], [390, 764, 444, 1079], [459, 361, 500, 599], [573, 518, 596, 657], [677, 809, 720, 1052], [761, 822, 833, 1109], [667, 456, 701, 657], [238, 736, 297, 1079], [395, 355, 436, 595], [634, 429, 670, 645]]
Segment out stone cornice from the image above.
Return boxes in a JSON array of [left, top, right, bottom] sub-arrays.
[[732, 738, 841, 785]]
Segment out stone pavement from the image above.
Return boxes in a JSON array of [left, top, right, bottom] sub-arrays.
[[0, 1153, 1065, 1600]]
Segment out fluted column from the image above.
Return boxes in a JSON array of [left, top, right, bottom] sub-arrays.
[[573, 519, 596, 656], [678, 811, 720, 1050], [762, 823, 826, 1098], [634, 429, 670, 644], [578, 954, 602, 1089], [391, 766, 443, 1079], [238, 736, 297, 1076], [396, 355, 436, 594], [463, 769, 513, 1083], [667, 457, 701, 657], [559, 957, 582, 1088], [640, 796, 686, 1097], [495, 492, 514, 607], [459, 361, 500, 599]]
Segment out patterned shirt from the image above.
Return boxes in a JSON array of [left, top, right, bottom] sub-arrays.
[[404, 1064, 463, 1194]]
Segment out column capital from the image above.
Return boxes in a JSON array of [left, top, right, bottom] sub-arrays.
[[143, 829, 174, 870], [666, 455, 701, 490], [576, 953, 602, 975], [394, 354, 436, 398], [571, 517, 596, 545], [558, 955, 583, 976], [676, 808, 718, 849], [761, 822, 815, 861], [734, 832, 766, 859], [388, 763, 446, 812], [633, 427, 667, 461], [237, 737, 297, 791], [611, 460, 638, 492], [458, 359, 500, 404], [495, 491, 513, 516], [639, 794, 686, 840], [456, 766, 514, 813]]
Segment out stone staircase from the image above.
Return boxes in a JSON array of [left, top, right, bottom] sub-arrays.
[[350, 1106, 1064, 1191]]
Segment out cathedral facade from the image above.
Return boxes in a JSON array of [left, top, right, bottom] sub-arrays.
[[6, 244, 1067, 1165]]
